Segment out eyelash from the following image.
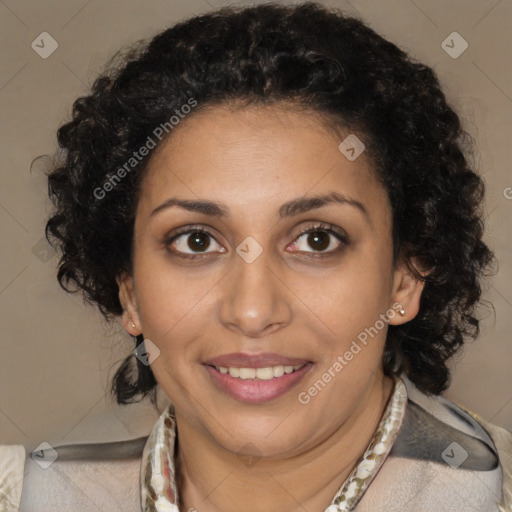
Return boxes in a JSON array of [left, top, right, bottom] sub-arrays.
[[163, 223, 349, 260]]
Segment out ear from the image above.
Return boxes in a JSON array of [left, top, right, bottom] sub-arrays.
[[388, 256, 426, 326], [116, 272, 142, 336]]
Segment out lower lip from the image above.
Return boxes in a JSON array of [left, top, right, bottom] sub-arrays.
[[204, 363, 313, 404]]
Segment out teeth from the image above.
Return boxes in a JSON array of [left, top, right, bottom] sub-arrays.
[[216, 364, 304, 380], [239, 368, 256, 379], [256, 367, 273, 380], [228, 367, 240, 378], [273, 365, 284, 377]]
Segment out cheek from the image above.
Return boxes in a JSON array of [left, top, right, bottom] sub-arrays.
[[300, 252, 392, 328], [299, 261, 394, 377], [132, 251, 215, 354]]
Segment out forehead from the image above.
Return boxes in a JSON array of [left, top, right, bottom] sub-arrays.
[[138, 104, 389, 223]]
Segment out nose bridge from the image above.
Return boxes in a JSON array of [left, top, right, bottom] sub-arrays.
[[219, 242, 290, 336]]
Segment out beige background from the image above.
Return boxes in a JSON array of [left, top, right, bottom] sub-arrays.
[[1, 0, 511, 451]]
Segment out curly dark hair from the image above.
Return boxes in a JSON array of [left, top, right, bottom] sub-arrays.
[[43, 2, 495, 406]]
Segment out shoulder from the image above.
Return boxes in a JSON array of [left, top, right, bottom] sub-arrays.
[[10, 436, 148, 512], [356, 376, 512, 512], [392, 378, 501, 471], [461, 406, 512, 512], [0, 445, 26, 511]]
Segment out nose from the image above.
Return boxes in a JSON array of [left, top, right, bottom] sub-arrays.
[[219, 247, 292, 338]]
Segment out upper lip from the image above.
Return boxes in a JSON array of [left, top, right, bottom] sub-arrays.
[[203, 352, 310, 368]]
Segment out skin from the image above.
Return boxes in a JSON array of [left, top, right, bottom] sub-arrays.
[[117, 103, 424, 512]]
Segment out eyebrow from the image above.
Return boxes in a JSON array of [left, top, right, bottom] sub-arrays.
[[149, 192, 369, 221]]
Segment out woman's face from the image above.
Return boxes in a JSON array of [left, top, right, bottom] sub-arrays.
[[119, 104, 422, 458]]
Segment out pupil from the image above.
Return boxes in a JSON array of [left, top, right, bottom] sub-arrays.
[[308, 231, 328, 251], [188, 231, 210, 252]]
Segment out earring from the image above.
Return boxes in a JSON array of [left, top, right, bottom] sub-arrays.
[[128, 314, 136, 328], [398, 306, 406, 317]]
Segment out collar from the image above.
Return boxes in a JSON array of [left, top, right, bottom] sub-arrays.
[[140, 377, 407, 511]]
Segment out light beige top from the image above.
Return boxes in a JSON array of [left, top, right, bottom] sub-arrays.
[[2, 376, 511, 511]]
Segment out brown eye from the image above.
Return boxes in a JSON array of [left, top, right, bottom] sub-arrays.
[[165, 227, 226, 258], [291, 224, 348, 255], [186, 231, 211, 252], [306, 230, 330, 251]]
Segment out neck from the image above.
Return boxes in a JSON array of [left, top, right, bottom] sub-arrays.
[[175, 375, 394, 512]]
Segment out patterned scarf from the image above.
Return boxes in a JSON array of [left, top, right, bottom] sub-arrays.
[[140, 378, 407, 511]]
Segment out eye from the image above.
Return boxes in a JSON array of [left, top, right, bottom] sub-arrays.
[[164, 222, 348, 260], [290, 223, 348, 255], [164, 225, 226, 259]]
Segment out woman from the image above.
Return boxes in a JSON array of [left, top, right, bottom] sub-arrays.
[[2, 2, 510, 511]]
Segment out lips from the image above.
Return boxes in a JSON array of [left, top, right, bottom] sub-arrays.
[[203, 352, 313, 404]]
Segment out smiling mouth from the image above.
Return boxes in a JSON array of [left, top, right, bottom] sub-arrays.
[[210, 363, 307, 380]]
